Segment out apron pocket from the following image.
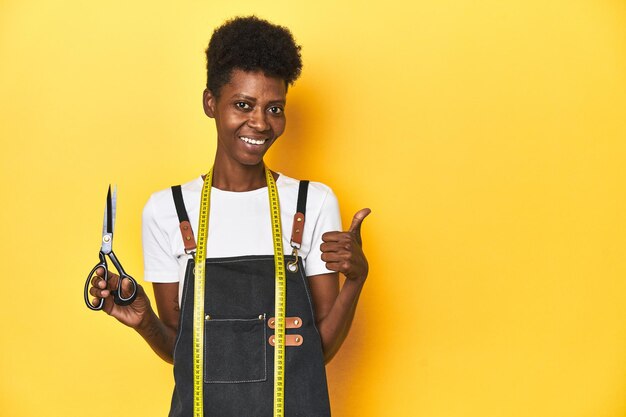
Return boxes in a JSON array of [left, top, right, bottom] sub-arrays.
[[204, 314, 267, 383]]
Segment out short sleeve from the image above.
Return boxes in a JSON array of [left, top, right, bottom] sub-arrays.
[[305, 187, 342, 277], [142, 196, 180, 283]]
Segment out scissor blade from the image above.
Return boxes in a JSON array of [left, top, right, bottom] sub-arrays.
[[100, 185, 116, 253], [102, 185, 111, 237], [110, 185, 117, 235]]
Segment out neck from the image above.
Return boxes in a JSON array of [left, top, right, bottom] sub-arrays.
[[210, 158, 267, 192]]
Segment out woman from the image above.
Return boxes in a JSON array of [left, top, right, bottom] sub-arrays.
[[89, 16, 370, 416]]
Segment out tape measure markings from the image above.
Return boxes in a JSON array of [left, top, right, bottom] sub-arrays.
[[193, 167, 286, 417], [193, 168, 213, 417], [266, 168, 286, 417]]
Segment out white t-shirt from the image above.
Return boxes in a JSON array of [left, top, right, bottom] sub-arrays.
[[142, 173, 342, 300]]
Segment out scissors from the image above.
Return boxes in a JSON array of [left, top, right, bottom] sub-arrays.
[[84, 185, 138, 311]]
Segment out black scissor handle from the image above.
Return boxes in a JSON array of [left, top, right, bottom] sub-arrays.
[[112, 274, 138, 306], [85, 251, 138, 310], [108, 251, 138, 306], [84, 253, 107, 311]]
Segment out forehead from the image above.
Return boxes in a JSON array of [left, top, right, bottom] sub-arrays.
[[221, 69, 287, 101]]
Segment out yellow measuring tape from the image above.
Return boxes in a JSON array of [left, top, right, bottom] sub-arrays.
[[266, 167, 287, 417], [193, 166, 287, 417], [192, 168, 212, 417]]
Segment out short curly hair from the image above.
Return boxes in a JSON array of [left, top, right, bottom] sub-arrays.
[[205, 16, 303, 96]]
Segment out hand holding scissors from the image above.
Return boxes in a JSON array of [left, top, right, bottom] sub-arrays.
[[84, 185, 138, 311]]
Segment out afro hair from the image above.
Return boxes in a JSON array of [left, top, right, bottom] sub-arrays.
[[205, 16, 303, 96]]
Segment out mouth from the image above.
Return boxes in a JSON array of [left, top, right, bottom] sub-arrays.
[[239, 136, 270, 145]]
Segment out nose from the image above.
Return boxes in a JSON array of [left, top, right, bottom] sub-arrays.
[[247, 107, 269, 132]]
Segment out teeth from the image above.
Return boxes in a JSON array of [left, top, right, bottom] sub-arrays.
[[240, 136, 267, 145]]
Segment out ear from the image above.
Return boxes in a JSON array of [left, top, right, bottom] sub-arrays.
[[203, 88, 216, 118]]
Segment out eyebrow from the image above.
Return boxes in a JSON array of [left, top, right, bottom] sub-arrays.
[[231, 94, 286, 105]]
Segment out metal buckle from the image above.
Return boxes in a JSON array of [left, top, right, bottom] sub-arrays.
[[287, 247, 299, 273]]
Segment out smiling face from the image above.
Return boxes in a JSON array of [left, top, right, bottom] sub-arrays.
[[204, 69, 287, 169]]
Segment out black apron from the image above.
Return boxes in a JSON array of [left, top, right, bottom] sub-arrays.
[[168, 181, 331, 417]]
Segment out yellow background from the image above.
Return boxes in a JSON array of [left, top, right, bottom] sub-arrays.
[[1, 1, 625, 416]]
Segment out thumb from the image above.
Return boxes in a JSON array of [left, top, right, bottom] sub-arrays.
[[348, 208, 371, 244]]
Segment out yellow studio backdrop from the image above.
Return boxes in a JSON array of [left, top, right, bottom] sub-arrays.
[[1, 0, 625, 416]]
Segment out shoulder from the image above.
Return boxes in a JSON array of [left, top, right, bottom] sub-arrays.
[[143, 176, 203, 221], [277, 173, 336, 202], [276, 173, 339, 224]]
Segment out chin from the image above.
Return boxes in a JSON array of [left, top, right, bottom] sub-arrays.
[[236, 153, 268, 166]]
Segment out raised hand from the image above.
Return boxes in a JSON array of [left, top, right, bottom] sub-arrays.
[[89, 267, 151, 329], [320, 208, 371, 283]]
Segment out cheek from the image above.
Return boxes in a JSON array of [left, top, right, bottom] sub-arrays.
[[271, 117, 287, 136], [217, 112, 245, 133]]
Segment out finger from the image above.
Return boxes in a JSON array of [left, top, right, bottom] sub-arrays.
[[102, 295, 115, 315], [94, 266, 116, 278], [321, 252, 348, 263], [348, 208, 371, 234], [92, 267, 117, 286], [321, 231, 346, 243], [325, 261, 348, 273], [320, 242, 340, 253], [348, 208, 371, 244], [91, 275, 106, 289], [90, 286, 110, 298], [91, 273, 120, 290], [106, 275, 121, 293], [320, 241, 354, 254], [119, 277, 136, 298]]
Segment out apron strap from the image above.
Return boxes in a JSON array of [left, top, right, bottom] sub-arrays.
[[172, 185, 197, 252], [290, 180, 309, 249], [171, 179, 309, 252]]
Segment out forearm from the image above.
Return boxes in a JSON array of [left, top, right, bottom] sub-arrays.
[[135, 308, 177, 364], [317, 277, 365, 363], [316, 207, 371, 362]]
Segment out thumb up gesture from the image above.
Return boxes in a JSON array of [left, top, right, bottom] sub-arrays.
[[321, 208, 371, 283]]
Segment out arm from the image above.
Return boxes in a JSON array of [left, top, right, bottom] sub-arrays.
[[89, 271, 180, 364], [135, 282, 180, 364], [128, 193, 182, 363], [311, 208, 371, 363], [309, 272, 365, 363]]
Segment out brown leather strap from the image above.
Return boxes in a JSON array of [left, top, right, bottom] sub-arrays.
[[267, 316, 303, 329], [172, 185, 197, 252], [179, 220, 196, 252], [269, 334, 304, 347], [290, 180, 309, 248], [290, 213, 305, 248]]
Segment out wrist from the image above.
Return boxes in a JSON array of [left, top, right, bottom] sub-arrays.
[[345, 273, 367, 287], [135, 307, 158, 333]]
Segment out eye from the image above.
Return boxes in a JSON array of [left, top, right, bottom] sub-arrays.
[[268, 106, 283, 115], [235, 101, 252, 110]]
